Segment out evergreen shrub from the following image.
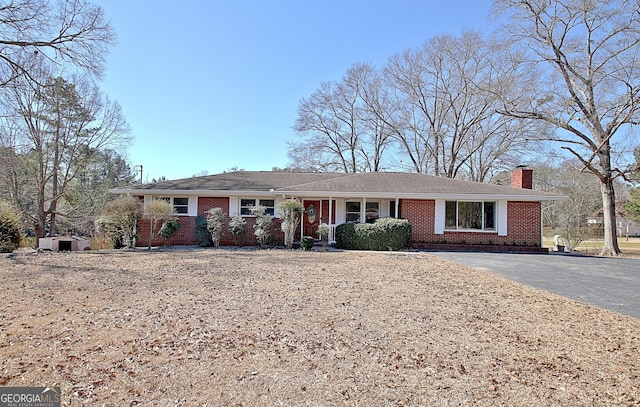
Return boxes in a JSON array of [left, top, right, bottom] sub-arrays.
[[335, 218, 411, 251], [0, 203, 22, 253]]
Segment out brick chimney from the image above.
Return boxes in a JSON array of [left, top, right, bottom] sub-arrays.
[[511, 166, 533, 189]]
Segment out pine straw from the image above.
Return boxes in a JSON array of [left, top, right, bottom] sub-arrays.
[[0, 249, 638, 406]]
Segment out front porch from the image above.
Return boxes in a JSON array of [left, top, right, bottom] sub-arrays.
[[292, 197, 401, 243]]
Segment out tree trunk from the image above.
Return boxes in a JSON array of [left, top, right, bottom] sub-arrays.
[[599, 176, 620, 256]]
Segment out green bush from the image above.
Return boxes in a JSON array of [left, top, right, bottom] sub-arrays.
[[335, 218, 411, 251], [195, 215, 213, 246], [0, 202, 23, 253], [300, 236, 315, 250], [159, 218, 180, 245]]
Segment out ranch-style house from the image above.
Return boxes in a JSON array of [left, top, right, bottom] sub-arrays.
[[110, 168, 565, 250]]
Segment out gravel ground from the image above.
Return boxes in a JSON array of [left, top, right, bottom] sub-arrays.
[[0, 248, 638, 406]]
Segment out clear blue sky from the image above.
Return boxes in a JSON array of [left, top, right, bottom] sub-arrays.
[[96, 1, 496, 182]]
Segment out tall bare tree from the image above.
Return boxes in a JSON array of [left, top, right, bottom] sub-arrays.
[[1, 66, 130, 237], [346, 63, 395, 172], [290, 63, 396, 173], [291, 78, 363, 172], [384, 31, 535, 181], [0, 0, 114, 85], [495, 0, 640, 256]]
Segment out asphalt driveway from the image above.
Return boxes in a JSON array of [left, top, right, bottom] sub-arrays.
[[429, 251, 640, 320]]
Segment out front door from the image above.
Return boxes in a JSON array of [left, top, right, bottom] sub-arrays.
[[303, 200, 320, 238]]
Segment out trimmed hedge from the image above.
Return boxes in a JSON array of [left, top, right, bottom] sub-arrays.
[[335, 218, 411, 251]]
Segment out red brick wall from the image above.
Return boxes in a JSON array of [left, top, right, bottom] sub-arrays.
[[400, 199, 542, 246], [401, 199, 436, 242], [506, 201, 541, 244], [137, 216, 198, 247], [137, 197, 541, 247], [136, 197, 284, 247]]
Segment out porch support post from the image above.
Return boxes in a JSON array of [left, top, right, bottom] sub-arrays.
[[329, 197, 334, 242], [300, 199, 305, 238], [361, 197, 366, 223]]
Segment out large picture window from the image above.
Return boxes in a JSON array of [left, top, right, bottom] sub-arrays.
[[445, 201, 496, 231], [240, 198, 275, 216]]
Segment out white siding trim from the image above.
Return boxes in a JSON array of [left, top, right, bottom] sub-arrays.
[[434, 199, 445, 234], [188, 196, 197, 216], [498, 200, 508, 236], [229, 197, 239, 217]]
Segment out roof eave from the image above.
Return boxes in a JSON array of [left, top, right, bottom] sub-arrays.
[[277, 190, 568, 201], [109, 188, 568, 202], [108, 188, 280, 197]]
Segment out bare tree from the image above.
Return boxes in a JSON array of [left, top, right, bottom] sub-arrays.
[[290, 64, 395, 173], [384, 31, 535, 180], [535, 162, 602, 250], [346, 63, 395, 172], [145, 199, 173, 249], [1, 66, 130, 237], [495, 0, 640, 256], [291, 78, 363, 173], [0, 0, 114, 85]]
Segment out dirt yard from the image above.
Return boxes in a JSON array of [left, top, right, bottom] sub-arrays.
[[1, 248, 638, 406]]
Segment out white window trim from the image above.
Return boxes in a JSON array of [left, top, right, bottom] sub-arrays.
[[435, 199, 445, 234], [498, 200, 507, 236], [345, 200, 361, 223], [238, 197, 276, 217], [145, 195, 196, 216], [444, 200, 499, 233]]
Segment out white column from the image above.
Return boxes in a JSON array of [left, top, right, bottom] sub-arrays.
[[329, 197, 334, 242], [361, 197, 366, 223], [300, 199, 305, 238]]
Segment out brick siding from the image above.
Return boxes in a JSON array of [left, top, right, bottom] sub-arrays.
[[401, 199, 541, 246], [137, 197, 541, 248], [136, 196, 284, 247]]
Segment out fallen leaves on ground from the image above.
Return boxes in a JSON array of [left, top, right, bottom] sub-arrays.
[[0, 249, 638, 406]]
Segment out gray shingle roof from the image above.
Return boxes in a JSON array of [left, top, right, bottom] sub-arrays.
[[112, 171, 565, 201], [120, 171, 349, 191]]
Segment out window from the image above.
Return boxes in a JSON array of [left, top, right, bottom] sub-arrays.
[[445, 201, 496, 231], [365, 202, 379, 223], [345, 201, 360, 223], [173, 197, 189, 214], [240, 198, 275, 216], [154, 196, 189, 215]]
